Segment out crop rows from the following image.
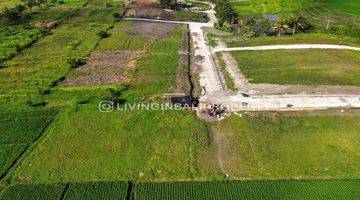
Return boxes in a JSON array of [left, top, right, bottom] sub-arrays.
[[0, 109, 58, 180], [232, 0, 360, 27], [63, 181, 128, 200], [1, 180, 358, 199], [133, 180, 360, 200], [0, 144, 26, 178], [0, 109, 58, 144], [0, 181, 129, 200]]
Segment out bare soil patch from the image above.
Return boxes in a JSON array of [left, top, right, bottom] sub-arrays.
[[62, 50, 142, 86], [116, 21, 181, 42]]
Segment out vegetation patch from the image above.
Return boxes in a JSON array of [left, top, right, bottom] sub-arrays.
[[215, 53, 236, 91], [133, 179, 360, 200], [0, 183, 66, 200], [0, 144, 26, 179], [231, 49, 360, 86], [0, 109, 58, 144], [208, 113, 360, 179], [222, 33, 360, 47], [63, 181, 128, 200], [11, 109, 208, 183]]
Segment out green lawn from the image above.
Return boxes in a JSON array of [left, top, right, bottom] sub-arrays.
[[209, 113, 360, 179], [231, 49, 360, 86]]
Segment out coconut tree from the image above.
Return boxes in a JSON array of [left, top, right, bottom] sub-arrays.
[[288, 14, 313, 34], [272, 19, 289, 36]]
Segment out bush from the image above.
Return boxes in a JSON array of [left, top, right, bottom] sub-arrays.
[[97, 30, 110, 39], [25, 95, 47, 107], [328, 25, 360, 38], [67, 58, 85, 69], [2, 4, 27, 23], [102, 85, 128, 105], [105, 0, 113, 7], [113, 12, 122, 21], [214, 22, 232, 32]]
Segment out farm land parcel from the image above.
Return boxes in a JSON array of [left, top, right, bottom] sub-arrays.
[[0, 0, 359, 199]]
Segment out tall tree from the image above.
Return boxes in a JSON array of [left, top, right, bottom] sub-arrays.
[[214, 0, 238, 25]]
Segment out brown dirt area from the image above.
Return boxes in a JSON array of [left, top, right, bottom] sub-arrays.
[[124, 3, 176, 21], [61, 50, 142, 86], [115, 21, 181, 42]]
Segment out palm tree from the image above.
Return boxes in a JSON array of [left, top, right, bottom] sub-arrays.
[[288, 14, 312, 34], [272, 19, 289, 36]]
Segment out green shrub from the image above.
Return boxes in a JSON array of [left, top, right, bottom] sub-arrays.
[[214, 22, 232, 32], [67, 58, 85, 69], [97, 30, 110, 38]]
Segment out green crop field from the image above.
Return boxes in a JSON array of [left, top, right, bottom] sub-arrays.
[[0, 183, 66, 200], [0, 144, 26, 178], [231, 0, 360, 27], [134, 180, 360, 200], [230, 0, 313, 15], [63, 181, 128, 200], [318, 0, 360, 15], [0, 109, 58, 181], [0, 109, 58, 144], [231, 49, 360, 86], [2, 179, 359, 199]]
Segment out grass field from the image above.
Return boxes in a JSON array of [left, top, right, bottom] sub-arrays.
[[209, 113, 360, 179], [222, 33, 360, 48], [11, 109, 208, 183], [231, 49, 360, 86]]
